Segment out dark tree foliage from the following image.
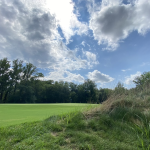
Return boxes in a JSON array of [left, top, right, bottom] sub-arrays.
[[0, 58, 114, 104], [0, 58, 11, 102], [98, 88, 112, 103]]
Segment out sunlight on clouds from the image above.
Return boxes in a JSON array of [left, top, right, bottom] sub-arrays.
[[1, 0, 149, 86], [21, 0, 88, 43], [45, 0, 88, 43], [0, 0, 93, 76]]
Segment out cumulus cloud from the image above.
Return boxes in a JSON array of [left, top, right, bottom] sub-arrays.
[[0, 0, 59, 66], [89, 0, 150, 50], [0, 0, 98, 83], [87, 70, 114, 83], [43, 70, 85, 83], [85, 51, 96, 61], [0, 0, 92, 71], [83, 51, 99, 68], [124, 71, 141, 85]]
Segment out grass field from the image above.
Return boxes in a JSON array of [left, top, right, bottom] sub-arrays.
[[1, 91, 150, 149], [0, 97, 150, 149], [0, 103, 96, 127]]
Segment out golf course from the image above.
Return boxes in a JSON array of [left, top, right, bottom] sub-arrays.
[[0, 103, 96, 127]]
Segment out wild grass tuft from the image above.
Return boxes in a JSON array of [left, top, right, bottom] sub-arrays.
[[132, 115, 150, 150]]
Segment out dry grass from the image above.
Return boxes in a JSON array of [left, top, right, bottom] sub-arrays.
[[100, 94, 131, 112], [82, 88, 150, 124], [101, 91, 150, 113], [51, 132, 58, 137], [83, 105, 102, 119]]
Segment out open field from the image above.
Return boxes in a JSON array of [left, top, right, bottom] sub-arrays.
[[0, 104, 149, 150], [0, 92, 150, 149], [0, 95, 150, 149], [0, 103, 97, 127]]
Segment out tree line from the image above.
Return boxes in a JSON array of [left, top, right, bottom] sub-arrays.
[[0, 58, 113, 103], [0, 58, 149, 103]]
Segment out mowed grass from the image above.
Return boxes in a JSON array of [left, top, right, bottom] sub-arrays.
[[0, 103, 96, 127]]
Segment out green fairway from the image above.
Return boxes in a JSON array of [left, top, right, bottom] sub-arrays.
[[0, 103, 96, 127]]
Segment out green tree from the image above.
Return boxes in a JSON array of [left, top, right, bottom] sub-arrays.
[[11, 59, 23, 94], [19, 63, 44, 103], [83, 79, 97, 103], [69, 82, 78, 103], [0, 58, 11, 102], [98, 88, 112, 103], [70, 91, 78, 103], [22, 63, 44, 81], [77, 84, 85, 103], [114, 82, 126, 95], [4, 59, 23, 102], [77, 79, 97, 103], [133, 72, 150, 90]]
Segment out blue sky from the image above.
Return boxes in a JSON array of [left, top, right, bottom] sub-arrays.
[[0, 0, 150, 89]]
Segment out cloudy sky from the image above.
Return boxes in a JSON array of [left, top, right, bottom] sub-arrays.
[[0, 0, 150, 89]]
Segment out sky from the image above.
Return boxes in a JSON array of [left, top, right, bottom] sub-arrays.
[[0, 0, 150, 89]]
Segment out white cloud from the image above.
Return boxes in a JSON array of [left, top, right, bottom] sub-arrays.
[[81, 41, 85, 47], [43, 70, 85, 83], [0, 0, 59, 66], [65, 71, 85, 83], [121, 69, 131, 72], [19, 0, 89, 43], [87, 70, 114, 83], [83, 51, 99, 68], [0, 0, 90, 84], [0, 0, 94, 73], [45, 0, 89, 43], [89, 0, 150, 50], [124, 71, 141, 85], [85, 51, 96, 61]]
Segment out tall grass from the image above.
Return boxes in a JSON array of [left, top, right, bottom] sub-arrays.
[[133, 115, 150, 150], [98, 85, 150, 150]]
